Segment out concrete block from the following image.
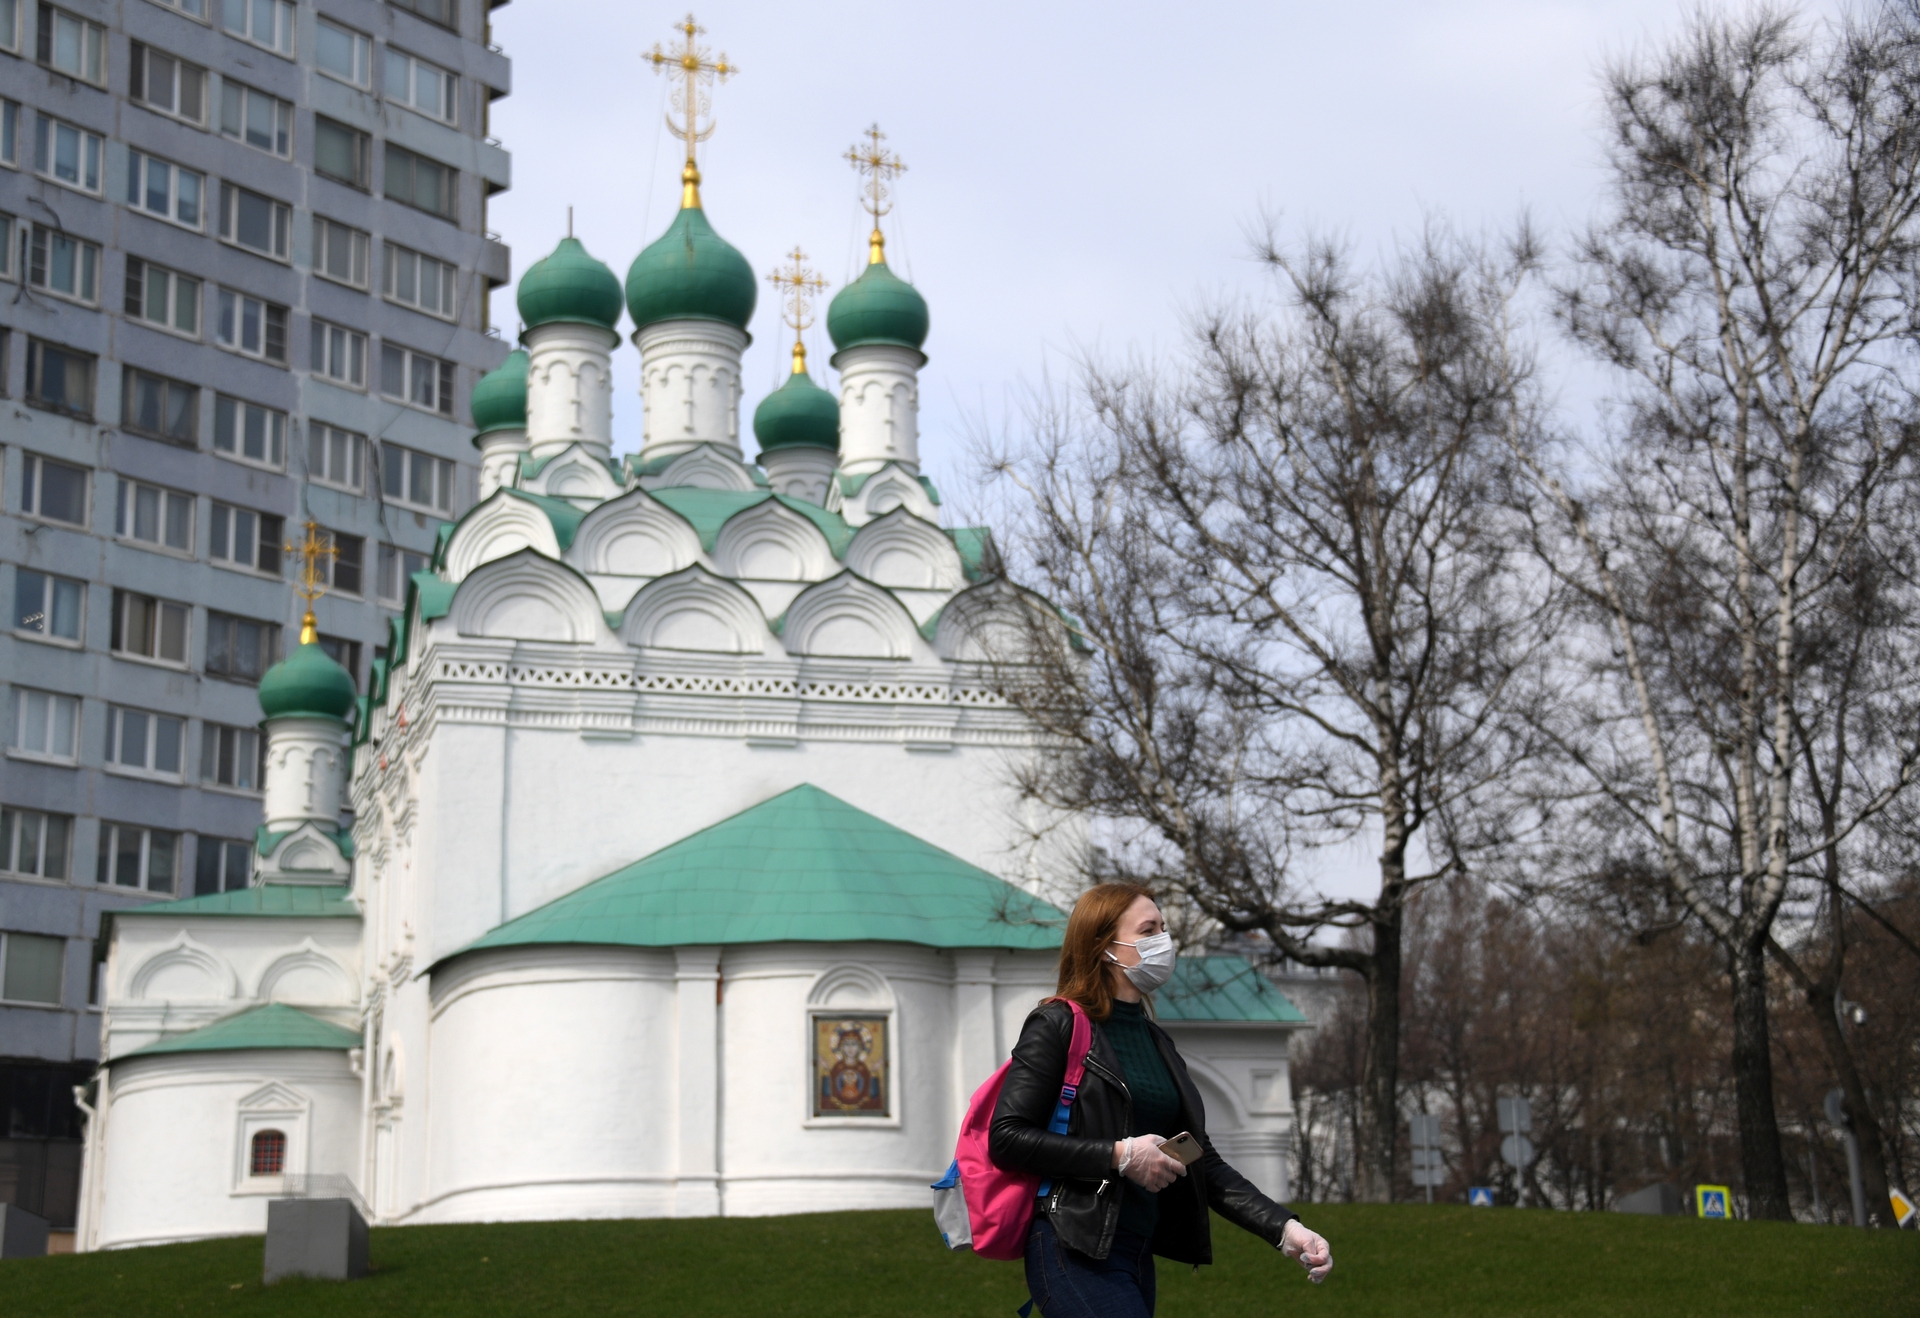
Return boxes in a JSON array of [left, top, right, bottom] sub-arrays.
[[0, 1204, 50, 1258], [1614, 1182, 1687, 1215], [264, 1198, 368, 1283]]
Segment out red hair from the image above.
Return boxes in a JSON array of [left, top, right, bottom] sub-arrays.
[[1052, 883, 1156, 1021]]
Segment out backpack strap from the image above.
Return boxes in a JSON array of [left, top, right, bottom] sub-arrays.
[[1037, 999, 1095, 1200]]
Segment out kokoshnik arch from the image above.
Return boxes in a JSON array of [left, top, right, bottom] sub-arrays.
[[73, 15, 1308, 1248]]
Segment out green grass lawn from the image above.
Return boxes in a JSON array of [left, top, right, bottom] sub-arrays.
[[2, 1204, 1913, 1317]]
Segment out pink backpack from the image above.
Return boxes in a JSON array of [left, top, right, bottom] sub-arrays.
[[931, 998, 1093, 1260]]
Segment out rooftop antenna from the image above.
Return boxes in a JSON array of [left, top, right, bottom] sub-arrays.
[[286, 520, 339, 645], [766, 247, 829, 376], [646, 14, 736, 211], [567, 205, 573, 238], [845, 123, 906, 265]]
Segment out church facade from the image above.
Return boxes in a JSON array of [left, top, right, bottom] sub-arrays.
[[73, 61, 1306, 1251]]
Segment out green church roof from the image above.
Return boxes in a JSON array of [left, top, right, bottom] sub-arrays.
[[753, 367, 841, 452], [115, 884, 358, 918], [626, 206, 757, 333], [458, 784, 1066, 957], [470, 349, 529, 440], [258, 641, 357, 722], [1156, 956, 1309, 1024], [828, 260, 929, 354], [119, 1004, 361, 1061], [516, 237, 624, 332]]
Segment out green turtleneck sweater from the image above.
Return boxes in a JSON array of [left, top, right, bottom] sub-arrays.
[[1103, 999, 1183, 1239]]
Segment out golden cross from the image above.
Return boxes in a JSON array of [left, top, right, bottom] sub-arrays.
[[766, 248, 829, 375], [285, 520, 338, 644], [845, 124, 906, 265], [646, 14, 736, 209]]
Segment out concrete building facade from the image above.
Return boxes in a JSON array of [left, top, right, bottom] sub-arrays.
[[0, 0, 511, 1233]]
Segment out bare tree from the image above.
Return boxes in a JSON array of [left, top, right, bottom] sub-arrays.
[[984, 228, 1554, 1201], [1512, 3, 1920, 1219]]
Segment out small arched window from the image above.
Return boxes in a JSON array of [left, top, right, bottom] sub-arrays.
[[250, 1129, 286, 1176]]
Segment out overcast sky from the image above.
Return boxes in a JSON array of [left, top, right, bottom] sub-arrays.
[[484, 1, 1841, 900]]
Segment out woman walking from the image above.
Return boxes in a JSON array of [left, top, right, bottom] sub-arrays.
[[990, 883, 1333, 1315]]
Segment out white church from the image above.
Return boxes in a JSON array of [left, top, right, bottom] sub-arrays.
[[74, 81, 1307, 1252]]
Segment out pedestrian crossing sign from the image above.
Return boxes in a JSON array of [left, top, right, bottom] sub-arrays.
[[1468, 1187, 1494, 1208], [1696, 1185, 1730, 1219]]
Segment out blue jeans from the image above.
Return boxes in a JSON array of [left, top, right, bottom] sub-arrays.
[[1024, 1216, 1156, 1318]]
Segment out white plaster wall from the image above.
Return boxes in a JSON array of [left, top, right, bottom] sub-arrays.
[[416, 947, 679, 1223], [92, 1052, 360, 1250], [263, 717, 349, 833], [636, 320, 748, 460], [525, 323, 618, 460], [834, 345, 922, 475], [1161, 1023, 1298, 1203]]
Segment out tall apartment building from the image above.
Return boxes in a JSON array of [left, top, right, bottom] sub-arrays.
[[0, 0, 512, 1233]]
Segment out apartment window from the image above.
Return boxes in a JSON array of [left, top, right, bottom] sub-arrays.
[[0, 931, 62, 1002], [116, 478, 193, 552], [210, 503, 283, 575], [10, 688, 79, 762], [314, 117, 370, 190], [379, 544, 429, 602], [384, 145, 455, 221], [96, 823, 177, 893], [27, 226, 99, 304], [124, 259, 201, 338], [1, 99, 17, 167], [381, 345, 454, 416], [32, 114, 101, 194], [36, 5, 104, 83], [126, 150, 205, 228], [1, 809, 71, 881], [219, 0, 293, 56], [310, 320, 367, 389], [318, 534, 364, 596], [106, 705, 185, 777], [0, 0, 18, 53], [148, 0, 208, 17], [25, 339, 95, 417], [381, 443, 453, 513], [312, 217, 370, 288], [111, 589, 190, 665], [215, 289, 288, 362], [390, 0, 455, 30], [317, 633, 361, 679], [129, 43, 207, 124], [206, 611, 280, 682], [386, 47, 455, 123], [121, 369, 199, 445], [218, 183, 290, 260], [383, 244, 455, 319], [199, 725, 260, 792], [214, 396, 287, 467], [315, 17, 370, 86], [194, 837, 251, 894], [308, 423, 367, 492], [13, 569, 83, 642], [219, 80, 291, 157], [19, 452, 89, 524]]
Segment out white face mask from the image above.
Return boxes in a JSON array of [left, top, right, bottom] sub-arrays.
[[1107, 931, 1177, 992]]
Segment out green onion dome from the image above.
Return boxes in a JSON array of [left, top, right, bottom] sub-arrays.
[[754, 353, 841, 453], [625, 206, 757, 333], [469, 349, 529, 438], [515, 237, 624, 333], [827, 259, 929, 354], [258, 638, 357, 723]]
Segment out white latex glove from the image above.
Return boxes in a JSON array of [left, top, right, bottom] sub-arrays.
[[1280, 1219, 1332, 1283], [1113, 1134, 1186, 1192]]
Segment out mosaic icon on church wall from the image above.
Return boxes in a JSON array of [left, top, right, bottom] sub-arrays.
[[814, 1015, 888, 1117]]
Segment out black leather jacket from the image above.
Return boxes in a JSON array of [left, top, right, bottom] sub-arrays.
[[988, 998, 1299, 1264]]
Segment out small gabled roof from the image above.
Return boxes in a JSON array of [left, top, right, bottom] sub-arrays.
[[1156, 955, 1308, 1024], [118, 1003, 361, 1060], [457, 784, 1065, 958], [114, 884, 359, 918]]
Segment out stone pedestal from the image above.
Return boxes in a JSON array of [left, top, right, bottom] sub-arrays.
[[0, 1203, 49, 1258], [264, 1198, 368, 1283]]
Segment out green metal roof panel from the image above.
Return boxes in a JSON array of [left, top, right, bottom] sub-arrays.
[[649, 488, 774, 552], [771, 495, 854, 557], [461, 784, 1066, 956], [414, 572, 456, 622], [1155, 955, 1308, 1024], [948, 528, 994, 581], [116, 884, 360, 919], [120, 1004, 361, 1059]]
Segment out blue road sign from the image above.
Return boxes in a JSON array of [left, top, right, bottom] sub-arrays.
[[1468, 1187, 1494, 1208], [1696, 1185, 1730, 1219]]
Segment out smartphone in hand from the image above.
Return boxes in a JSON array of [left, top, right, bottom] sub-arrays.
[[1157, 1132, 1202, 1166]]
